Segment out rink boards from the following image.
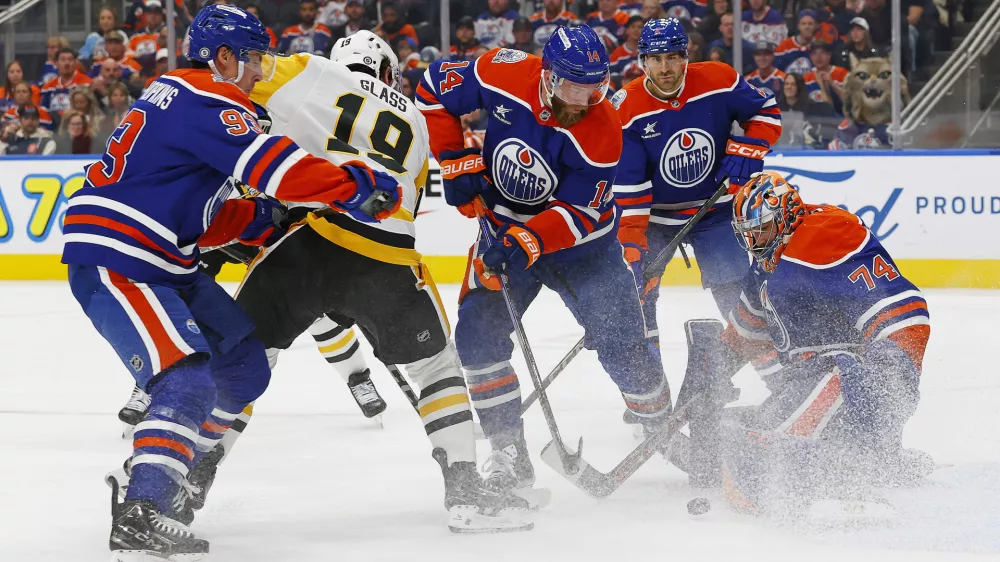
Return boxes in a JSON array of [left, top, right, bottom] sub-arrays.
[[0, 150, 998, 288]]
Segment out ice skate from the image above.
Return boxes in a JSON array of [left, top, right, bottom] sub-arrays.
[[433, 448, 534, 533], [107, 458, 196, 527], [481, 431, 550, 510], [109, 499, 208, 562], [347, 370, 387, 425], [186, 443, 226, 511], [118, 386, 150, 439]]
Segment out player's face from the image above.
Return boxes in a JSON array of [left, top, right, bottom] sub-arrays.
[[644, 52, 686, 94], [798, 16, 816, 39], [754, 50, 774, 69], [300, 2, 317, 25]]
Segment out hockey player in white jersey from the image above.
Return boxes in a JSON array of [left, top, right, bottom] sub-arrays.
[[215, 32, 533, 532]]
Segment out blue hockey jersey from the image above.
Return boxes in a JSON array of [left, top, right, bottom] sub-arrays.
[[62, 69, 367, 287], [611, 62, 782, 235], [416, 47, 622, 260], [726, 205, 930, 368]]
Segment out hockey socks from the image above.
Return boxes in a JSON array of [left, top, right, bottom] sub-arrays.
[[309, 316, 368, 380], [465, 361, 522, 449]]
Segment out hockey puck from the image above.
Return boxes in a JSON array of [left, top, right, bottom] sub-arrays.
[[687, 497, 711, 516]]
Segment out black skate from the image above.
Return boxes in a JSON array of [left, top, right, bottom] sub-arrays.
[[119, 386, 151, 439], [432, 448, 533, 533], [107, 458, 196, 527], [109, 499, 208, 562], [482, 431, 550, 510], [347, 370, 387, 422], [186, 443, 226, 512]]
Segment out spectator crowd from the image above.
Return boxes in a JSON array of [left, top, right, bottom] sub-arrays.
[[0, 0, 957, 155]]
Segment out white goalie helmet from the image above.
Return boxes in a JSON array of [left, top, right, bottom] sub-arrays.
[[330, 30, 401, 91]]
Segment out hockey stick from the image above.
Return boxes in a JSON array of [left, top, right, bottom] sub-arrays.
[[540, 394, 702, 499], [472, 197, 582, 474], [517, 176, 731, 417]]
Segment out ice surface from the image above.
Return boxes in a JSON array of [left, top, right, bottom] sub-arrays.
[[1, 282, 998, 561]]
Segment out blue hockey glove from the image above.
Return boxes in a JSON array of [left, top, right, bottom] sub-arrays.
[[336, 161, 402, 222], [238, 196, 288, 247], [439, 147, 489, 218], [716, 136, 770, 187], [473, 224, 543, 290]]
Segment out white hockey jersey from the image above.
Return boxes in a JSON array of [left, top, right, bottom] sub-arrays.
[[251, 53, 431, 266]]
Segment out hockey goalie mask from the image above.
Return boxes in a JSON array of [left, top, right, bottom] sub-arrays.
[[732, 171, 806, 272]]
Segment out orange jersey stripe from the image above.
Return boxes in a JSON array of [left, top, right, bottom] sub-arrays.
[[107, 271, 188, 371], [863, 301, 929, 340], [64, 215, 197, 266], [785, 374, 841, 438], [133, 436, 195, 460], [248, 136, 293, 188], [468, 374, 518, 393], [201, 420, 230, 434]]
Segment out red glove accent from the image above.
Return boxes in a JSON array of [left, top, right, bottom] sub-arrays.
[[456, 201, 477, 218], [199, 199, 256, 248], [473, 257, 502, 291], [618, 225, 649, 252]]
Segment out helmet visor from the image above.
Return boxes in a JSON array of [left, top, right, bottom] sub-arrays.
[[550, 73, 610, 106], [246, 50, 277, 82]]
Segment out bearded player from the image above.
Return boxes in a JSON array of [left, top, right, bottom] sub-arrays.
[[612, 19, 782, 365], [417, 26, 672, 501]]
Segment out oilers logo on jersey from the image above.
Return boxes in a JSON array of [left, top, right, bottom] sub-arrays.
[[289, 36, 317, 54], [660, 128, 714, 188], [492, 139, 558, 204]]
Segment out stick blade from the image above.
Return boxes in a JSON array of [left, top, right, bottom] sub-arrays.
[[540, 440, 614, 499]]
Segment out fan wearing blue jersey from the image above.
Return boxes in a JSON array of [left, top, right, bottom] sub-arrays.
[[417, 26, 672, 501], [62, 5, 402, 560], [689, 171, 932, 516], [611, 19, 781, 355]]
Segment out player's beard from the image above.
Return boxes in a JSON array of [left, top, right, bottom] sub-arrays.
[[551, 96, 588, 128]]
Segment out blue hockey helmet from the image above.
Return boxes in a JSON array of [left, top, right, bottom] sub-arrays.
[[638, 18, 689, 58], [187, 4, 276, 82], [541, 25, 610, 106]]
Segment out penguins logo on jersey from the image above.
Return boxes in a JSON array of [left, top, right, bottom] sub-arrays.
[[759, 281, 791, 352], [492, 139, 557, 204], [660, 128, 714, 188]]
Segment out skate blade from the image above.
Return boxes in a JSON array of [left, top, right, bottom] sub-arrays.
[[512, 486, 552, 511], [373, 414, 384, 429], [122, 422, 137, 440], [447, 505, 533, 534], [806, 498, 897, 527], [111, 550, 206, 562]]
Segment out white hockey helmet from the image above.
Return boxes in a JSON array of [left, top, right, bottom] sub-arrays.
[[330, 30, 401, 91]]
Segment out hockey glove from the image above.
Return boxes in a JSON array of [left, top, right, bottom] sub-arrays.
[[716, 136, 770, 188], [474, 224, 543, 290], [238, 196, 289, 246], [336, 161, 402, 222], [199, 196, 288, 248], [439, 147, 489, 218]]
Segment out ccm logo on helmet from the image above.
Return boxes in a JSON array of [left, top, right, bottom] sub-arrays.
[[726, 142, 768, 160]]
